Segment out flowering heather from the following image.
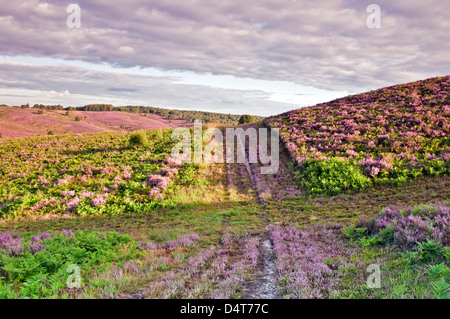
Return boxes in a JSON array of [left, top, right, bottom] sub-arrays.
[[270, 224, 361, 299], [147, 174, 171, 189], [32, 197, 57, 211], [345, 150, 359, 157], [0, 234, 24, 256], [243, 236, 260, 266], [54, 175, 74, 186], [138, 241, 158, 251], [92, 193, 108, 207], [79, 190, 96, 198], [0, 234, 14, 246], [165, 154, 186, 168], [30, 232, 52, 243], [149, 187, 161, 200], [362, 203, 450, 250], [37, 175, 50, 186], [159, 167, 178, 178], [266, 75, 450, 191], [28, 242, 45, 254], [40, 232, 53, 240], [61, 190, 76, 198], [100, 166, 119, 176], [143, 233, 260, 299], [166, 233, 200, 251], [65, 197, 81, 213], [60, 230, 75, 238], [0, 107, 191, 138], [143, 154, 186, 201]]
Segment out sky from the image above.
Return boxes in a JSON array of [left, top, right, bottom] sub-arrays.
[[0, 0, 449, 116]]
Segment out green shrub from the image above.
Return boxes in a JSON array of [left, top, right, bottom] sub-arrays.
[[445, 247, 450, 263], [417, 239, 445, 263], [359, 235, 384, 247], [0, 230, 135, 298], [377, 225, 394, 244], [423, 159, 449, 177], [128, 131, 148, 147], [343, 225, 367, 241], [295, 158, 372, 195], [239, 114, 256, 124], [74, 116, 81, 121], [428, 263, 450, 299]]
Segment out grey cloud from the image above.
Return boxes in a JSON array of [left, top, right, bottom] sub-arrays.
[[107, 88, 140, 92], [0, 0, 449, 93]]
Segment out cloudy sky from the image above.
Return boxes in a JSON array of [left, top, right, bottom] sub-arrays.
[[0, 0, 449, 116]]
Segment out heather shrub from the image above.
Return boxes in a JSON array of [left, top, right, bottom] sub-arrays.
[[339, 204, 450, 299], [295, 158, 372, 195], [128, 131, 148, 147], [270, 224, 360, 298], [356, 203, 450, 251]]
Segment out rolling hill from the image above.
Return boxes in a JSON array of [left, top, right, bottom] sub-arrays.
[[265, 75, 450, 195], [0, 107, 192, 138]]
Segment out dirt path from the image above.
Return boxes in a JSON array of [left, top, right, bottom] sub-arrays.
[[234, 129, 279, 299], [241, 236, 278, 299]]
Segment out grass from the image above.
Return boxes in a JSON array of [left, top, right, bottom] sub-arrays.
[[330, 244, 443, 299], [267, 175, 450, 227]]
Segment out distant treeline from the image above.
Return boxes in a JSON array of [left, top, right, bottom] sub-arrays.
[[33, 104, 64, 110], [2, 103, 264, 125], [76, 104, 264, 125]]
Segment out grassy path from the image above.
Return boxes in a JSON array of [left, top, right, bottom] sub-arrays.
[[233, 128, 279, 299]]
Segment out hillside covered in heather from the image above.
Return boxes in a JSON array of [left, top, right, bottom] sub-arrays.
[[0, 107, 192, 138], [265, 75, 450, 195]]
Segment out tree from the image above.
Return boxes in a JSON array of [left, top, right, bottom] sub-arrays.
[[239, 114, 256, 124]]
